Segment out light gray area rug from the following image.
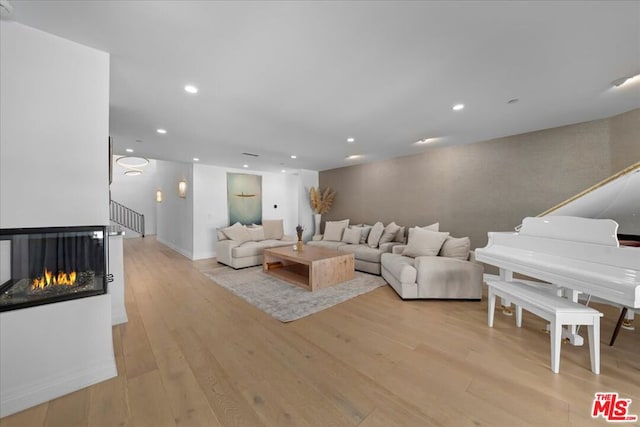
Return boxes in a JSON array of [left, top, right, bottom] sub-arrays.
[[203, 266, 387, 322]]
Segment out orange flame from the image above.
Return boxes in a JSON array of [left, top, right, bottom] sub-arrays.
[[31, 268, 77, 290]]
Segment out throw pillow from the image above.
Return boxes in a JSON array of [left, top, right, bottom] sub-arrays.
[[367, 221, 385, 248], [439, 236, 471, 260], [350, 225, 372, 244], [402, 228, 450, 257], [247, 226, 265, 242], [341, 228, 361, 244], [379, 222, 401, 244], [394, 226, 406, 243], [262, 219, 284, 240], [222, 224, 251, 243], [216, 228, 228, 241], [418, 222, 439, 232], [323, 219, 350, 241]]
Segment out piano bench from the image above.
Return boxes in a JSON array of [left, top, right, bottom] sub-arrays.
[[486, 279, 603, 374]]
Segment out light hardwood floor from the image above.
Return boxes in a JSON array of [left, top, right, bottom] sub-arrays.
[[2, 236, 639, 426]]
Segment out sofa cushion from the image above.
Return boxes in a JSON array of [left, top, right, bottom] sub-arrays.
[[379, 222, 401, 244], [381, 253, 417, 285], [307, 240, 346, 250], [439, 236, 471, 260], [414, 256, 481, 289], [337, 244, 383, 263], [341, 228, 361, 244], [323, 219, 350, 241], [263, 219, 284, 240], [216, 228, 228, 241], [378, 242, 399, 253], [222, 224, 251, 243], [402, 228, 449, 258], [263, 239, 293, 248], [367, 221, 385, 248], [350, 225, 372, 244], [394, 226, 406, 243], [247, 226, 265, 241], [231, 241, 265, 258]]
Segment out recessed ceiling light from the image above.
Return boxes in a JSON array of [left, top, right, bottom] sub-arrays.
[[346, 154, 361, 160], [193, 157, 199, 162], [347, 137, 355, 143], [124, 169, 142, 176], [243, 164, 249, 168], [290, 155, 297, 159], [184, 84, 199, 94], [452, 104, 465, 111], [612, 74, 640, 88], [157, 129, 167, 134], [125, 148, 134, 153], [281, 169, 286, 173]]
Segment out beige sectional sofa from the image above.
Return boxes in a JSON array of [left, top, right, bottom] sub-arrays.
[[380, 224, 483, 300], [307, 220, 406, 274], [215, 220, 294, 269]]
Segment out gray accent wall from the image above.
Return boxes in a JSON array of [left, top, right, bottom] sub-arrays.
[[610, 108, 640, 173], [320, 108, 639, 249]]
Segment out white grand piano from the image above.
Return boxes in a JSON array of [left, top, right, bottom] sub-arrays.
[[476, 162, 640, 346]]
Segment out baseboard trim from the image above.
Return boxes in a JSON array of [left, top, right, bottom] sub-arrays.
[[156, 236, 194, 260], [0, 359, 117, 418], [192, 251, 216, 261]]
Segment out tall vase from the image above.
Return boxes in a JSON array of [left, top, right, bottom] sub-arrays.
[[313, 213, 322, 237]]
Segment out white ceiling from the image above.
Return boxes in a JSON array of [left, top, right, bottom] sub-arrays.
[[7, 1, 640, 172]]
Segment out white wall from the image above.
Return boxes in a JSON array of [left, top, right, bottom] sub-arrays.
[[155, 160, 194, 258], [296, 170, 320, 241], [0, 21, 110, 228], [109, 157, 159, 237], [0, 295, 116, 417], [192, 164, 228, 260], [153, 159, 318, 260], [191, 165, 314, 260], [0, 21, 115, 417]]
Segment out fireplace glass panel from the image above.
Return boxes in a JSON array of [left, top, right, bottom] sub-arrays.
[[0, 226, 107, 312]]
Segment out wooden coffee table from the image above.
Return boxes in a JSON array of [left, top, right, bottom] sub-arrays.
[[263, 245, 355, 291]]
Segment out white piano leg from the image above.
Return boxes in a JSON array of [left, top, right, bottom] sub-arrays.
[[516, 305, 523, 327], [588, 318, 600, 375], [550, 319, 562, 373], [488, 287, 496, 327], [499, 269, 513, 316]]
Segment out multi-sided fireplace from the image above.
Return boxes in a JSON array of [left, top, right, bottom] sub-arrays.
[[0, 226, 108, 312]]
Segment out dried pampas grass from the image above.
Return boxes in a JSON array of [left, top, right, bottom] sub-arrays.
[[309, 187, 335, 214]]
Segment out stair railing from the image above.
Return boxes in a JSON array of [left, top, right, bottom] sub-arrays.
[[110, 200, 145, 237]]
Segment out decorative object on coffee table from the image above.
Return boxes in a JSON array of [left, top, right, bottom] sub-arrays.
[[309, 187, 335, 237], [296, 224, 304, 251]]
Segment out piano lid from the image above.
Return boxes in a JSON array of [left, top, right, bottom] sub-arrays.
[[476, 216, 640, 308], [526, 162, 640, 238]]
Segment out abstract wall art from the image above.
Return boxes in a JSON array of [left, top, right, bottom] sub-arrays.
[[227, 173, 262, 225]]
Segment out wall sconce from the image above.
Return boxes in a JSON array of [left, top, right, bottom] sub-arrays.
[[156, 190, 163, 203], [178, 179, 187, 198]]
